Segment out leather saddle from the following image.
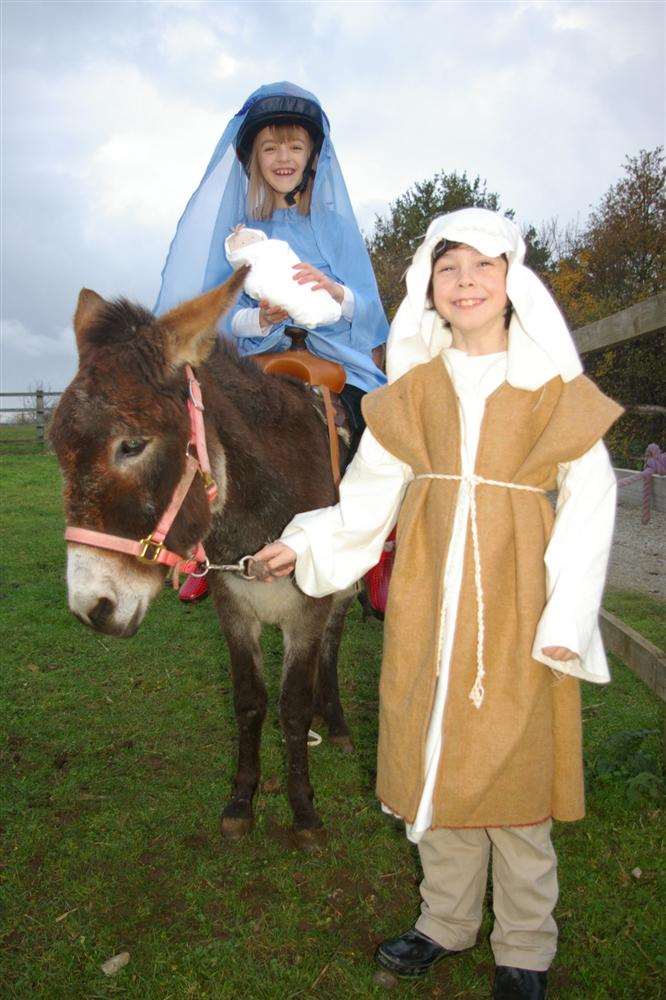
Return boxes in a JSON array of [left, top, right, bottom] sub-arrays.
[[251, 327, 347, 485]]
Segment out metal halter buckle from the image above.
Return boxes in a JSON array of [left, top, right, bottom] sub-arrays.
[[137, 536, 165, 563]]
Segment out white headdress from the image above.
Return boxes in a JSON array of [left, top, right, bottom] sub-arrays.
[[386, 208, 583, 389]]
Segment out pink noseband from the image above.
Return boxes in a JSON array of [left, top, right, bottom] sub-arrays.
[[65, 365, 216, 581]]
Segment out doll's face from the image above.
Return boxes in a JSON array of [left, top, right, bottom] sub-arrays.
[[227, 226, 264, 252], [431, 244, 509, 338], [255, 125, 312, 199]]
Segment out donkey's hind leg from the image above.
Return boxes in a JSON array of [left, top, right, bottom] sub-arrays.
[[216, 602, 266, 840], [280, 601, 332, 843], [315, 593, 354, 753]]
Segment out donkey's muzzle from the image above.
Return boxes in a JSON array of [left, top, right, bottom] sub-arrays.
[[73, 596, 142, 637]]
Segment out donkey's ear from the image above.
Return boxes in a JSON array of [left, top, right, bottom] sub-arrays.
[[160, 267, 249, 368], [74, 288, 107, 353]]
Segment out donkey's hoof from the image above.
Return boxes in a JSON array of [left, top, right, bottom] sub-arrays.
[[220, 815, 254, 840], [292, 825, 327, 853], [329, 734, 354, 754]]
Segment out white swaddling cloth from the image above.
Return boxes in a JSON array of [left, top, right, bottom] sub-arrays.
[[225, 226, 342, 328]]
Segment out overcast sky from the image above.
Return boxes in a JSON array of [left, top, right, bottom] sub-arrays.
[[1, 0, 664, 395]]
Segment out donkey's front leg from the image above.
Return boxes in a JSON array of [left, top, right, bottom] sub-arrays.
[[217, 607, 267, 840], [280, 604, 331, 845]]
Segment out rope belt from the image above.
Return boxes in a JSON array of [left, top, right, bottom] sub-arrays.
[[414, 472, 546, 709]]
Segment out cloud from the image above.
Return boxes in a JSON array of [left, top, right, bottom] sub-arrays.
[[83, 83, 226, 235], [158, 19, 222, 59], [553, 9, 591, 31], [157, 15, 238, 79], [1, 319, 77, 393], [1, 319, 75, 362]]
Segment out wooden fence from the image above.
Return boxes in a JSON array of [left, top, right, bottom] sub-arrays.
[[572, 288, 666, 355], [0, 389, 62, 445]]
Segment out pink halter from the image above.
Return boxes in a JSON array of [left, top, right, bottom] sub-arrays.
[[65, 365, 216, 580]]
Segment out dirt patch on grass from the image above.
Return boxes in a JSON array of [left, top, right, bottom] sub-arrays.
[[27, 851, 45, 872], [96, 738, 135, 758], [140, 753, 169, 772], [1, 928, 26, 954], [54, 808, 82, 826], [104, 887, 200, 941], [243, 875, 274, 920], [265, 816, 298, 852], [181, 831, 211, 851], [203, 897, 233, 940]]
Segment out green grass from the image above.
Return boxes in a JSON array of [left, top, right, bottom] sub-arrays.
[[0, 422, 46, 454], [604, 590, 666, 650], [1, 453, 664, 999]]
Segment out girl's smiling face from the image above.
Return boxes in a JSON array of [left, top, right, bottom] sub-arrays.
[[255, 125, 312, 201], [431, 243, 509, 342]]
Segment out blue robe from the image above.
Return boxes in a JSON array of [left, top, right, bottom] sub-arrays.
[[227, 207, 385, 392]]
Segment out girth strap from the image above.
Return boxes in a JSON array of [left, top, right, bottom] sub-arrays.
[[320, 386, 341, 487]]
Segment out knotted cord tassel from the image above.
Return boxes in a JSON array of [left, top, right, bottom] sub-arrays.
[[466, 475, 486, 709]]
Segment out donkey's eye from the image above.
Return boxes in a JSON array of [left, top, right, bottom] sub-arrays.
[[118, 438, 149, 458]]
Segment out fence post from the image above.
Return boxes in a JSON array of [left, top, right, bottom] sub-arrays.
[[35, 389, 45, 446]]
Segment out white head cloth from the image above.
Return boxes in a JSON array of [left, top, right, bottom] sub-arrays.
[[386, 208, 583, 389]]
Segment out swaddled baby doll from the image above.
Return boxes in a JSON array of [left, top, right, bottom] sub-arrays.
[[225, 225, 342, 328]]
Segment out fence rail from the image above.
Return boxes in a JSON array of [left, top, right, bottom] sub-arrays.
[[0, 390, 62, 445], [573, 290, 666, 355]]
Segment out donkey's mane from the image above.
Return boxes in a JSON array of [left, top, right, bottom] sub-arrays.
[[86, 299, 155, 347], [205, 337, 313, 429]]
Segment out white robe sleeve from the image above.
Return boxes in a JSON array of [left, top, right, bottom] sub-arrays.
[[340, 285, 355, 322], [281, 429, 412, 597], [532, 439, 617, 684], [231, 307, 268, 338]]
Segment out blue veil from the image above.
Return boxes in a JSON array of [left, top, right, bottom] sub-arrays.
[[155, 82, 388, 367]]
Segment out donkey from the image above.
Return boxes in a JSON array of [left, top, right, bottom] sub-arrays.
[[50, 270, 355, 847]]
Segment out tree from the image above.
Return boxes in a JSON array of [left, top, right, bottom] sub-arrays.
[[544, 147, 665, 329], [584, 147, 665, 314], [544, 148, 666, 465], [583, 148, 665, 465], [367, 170, 506, 319], [521, 224, 553, 278]]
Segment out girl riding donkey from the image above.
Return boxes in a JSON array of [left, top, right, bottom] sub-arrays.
[[155, 82, 388, 601], [254, 208, 622, 999]]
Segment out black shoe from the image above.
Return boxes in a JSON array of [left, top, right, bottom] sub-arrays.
[[375, 928, 458, 978], [492, 965, 548, 999]]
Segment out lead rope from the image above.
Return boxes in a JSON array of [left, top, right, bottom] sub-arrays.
[[415, 472, 546, 709]]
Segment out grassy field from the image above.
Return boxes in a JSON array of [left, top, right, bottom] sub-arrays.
[[1, 451, 664, 999], [0, 423, 45, 454]]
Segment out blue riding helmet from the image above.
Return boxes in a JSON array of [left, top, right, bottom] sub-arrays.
[[235, 92, 325, 168]]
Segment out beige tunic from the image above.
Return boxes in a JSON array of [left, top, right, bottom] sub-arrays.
[[361, 357, 623, 829]]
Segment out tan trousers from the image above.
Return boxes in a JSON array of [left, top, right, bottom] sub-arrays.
[[415, 820, 558, 972]]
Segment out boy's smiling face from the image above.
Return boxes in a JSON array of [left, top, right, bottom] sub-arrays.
[[431, 244, 509, 341]]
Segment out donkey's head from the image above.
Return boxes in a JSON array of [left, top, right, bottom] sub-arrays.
[[50, 271, 246, 636]]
